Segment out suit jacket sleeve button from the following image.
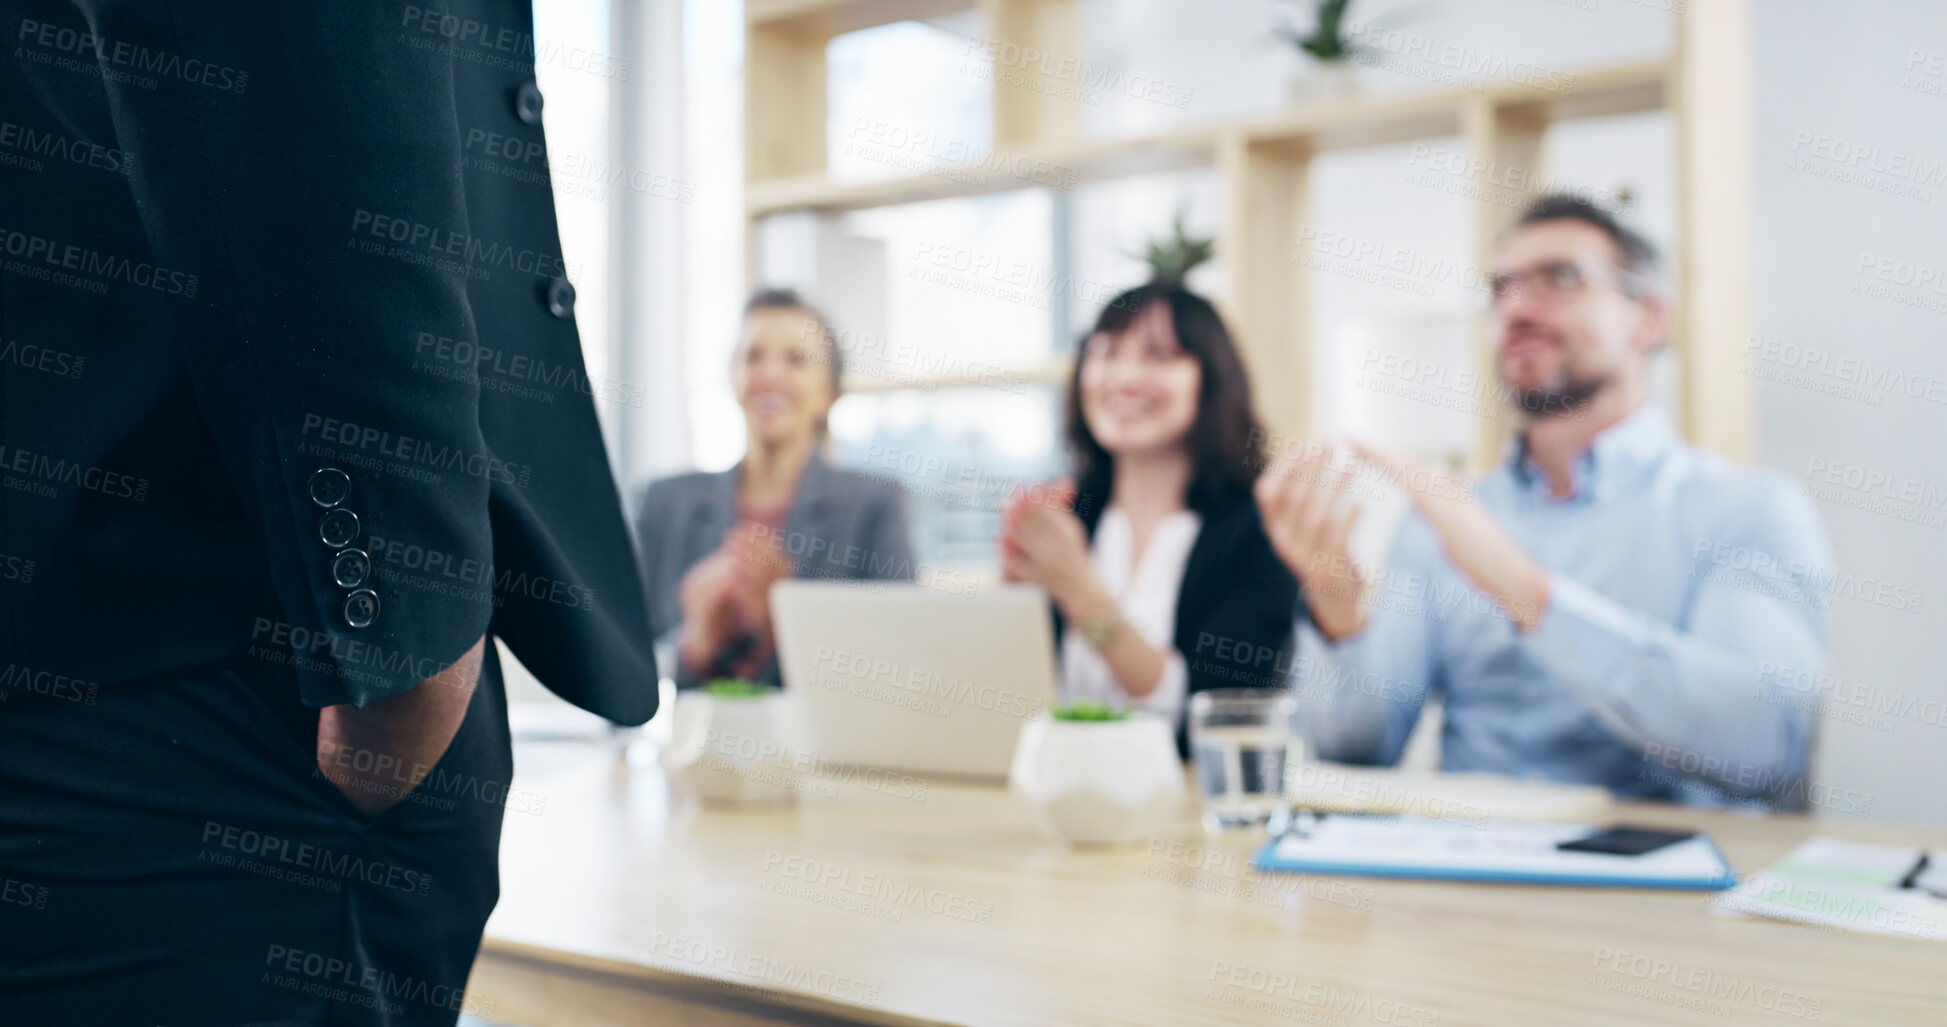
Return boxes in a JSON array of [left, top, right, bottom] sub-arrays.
[[318, 508, 360, 549], [342, 589, 380, 629], [308, 467, 351, 508], [545, 276, 576, 318], [331, 548, 371, 589], [513, 81, 544, 125]]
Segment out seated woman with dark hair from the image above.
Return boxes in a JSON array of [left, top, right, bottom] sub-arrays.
[[635, 289, 915, 688], [1000, 281, 1302, 752]]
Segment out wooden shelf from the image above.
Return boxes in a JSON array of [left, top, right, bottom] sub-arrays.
[[748, 59, 1671, 217], [750, 122, 1217, 215], [747, 0, 975, 35], [840, 356, 1071, 395], [742, 0, 1751, 466]]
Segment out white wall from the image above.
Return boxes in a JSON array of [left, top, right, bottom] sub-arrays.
[[1751, 0, 1947, 825]]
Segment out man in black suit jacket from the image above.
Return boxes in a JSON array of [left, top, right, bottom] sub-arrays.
[[0, 2, 653, 1023]]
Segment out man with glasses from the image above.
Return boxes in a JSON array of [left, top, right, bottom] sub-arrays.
[[1256, 194, 1833, 807]]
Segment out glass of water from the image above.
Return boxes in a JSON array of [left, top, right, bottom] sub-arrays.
[[1189, 689, 1298, 831]]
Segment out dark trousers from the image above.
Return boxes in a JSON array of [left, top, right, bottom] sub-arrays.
[[0, 647, 511, 1026]]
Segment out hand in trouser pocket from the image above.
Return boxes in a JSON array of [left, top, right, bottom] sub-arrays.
[[316, 636, 486, 816]]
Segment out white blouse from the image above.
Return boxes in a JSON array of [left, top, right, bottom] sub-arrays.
[[1058, 506, 1203, 726]]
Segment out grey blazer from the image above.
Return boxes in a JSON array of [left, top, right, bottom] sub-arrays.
[[634, 456, 916, 686]]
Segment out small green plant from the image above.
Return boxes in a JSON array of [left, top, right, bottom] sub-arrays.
[[1137, 205, 1216, 288], [1273, 0, 1358, 63], [1052, 701, 1132, 723], [703, 678, 774, 698]]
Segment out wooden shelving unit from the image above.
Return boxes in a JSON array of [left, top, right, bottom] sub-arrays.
[[840, 356, 1072, 396], [744, 0, 1753, 468]]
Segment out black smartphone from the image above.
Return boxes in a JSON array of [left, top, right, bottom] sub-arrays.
[[1556, 826, 1696, 856]]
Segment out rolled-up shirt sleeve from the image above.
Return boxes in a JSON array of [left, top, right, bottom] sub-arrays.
[[1521, 478, 1832, 799]]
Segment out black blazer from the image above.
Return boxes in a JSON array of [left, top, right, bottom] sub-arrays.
[[1056, 488, 1304, 754], [0, 1, 655, 722]]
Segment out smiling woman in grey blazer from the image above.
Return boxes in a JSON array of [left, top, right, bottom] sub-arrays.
[[635, 290, 915, 688]]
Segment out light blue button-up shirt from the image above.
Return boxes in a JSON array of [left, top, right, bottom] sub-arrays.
[[1293, 408, 1835, 807]]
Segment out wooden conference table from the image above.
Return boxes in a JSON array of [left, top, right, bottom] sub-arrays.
[[466, 738, 1946, 1026]]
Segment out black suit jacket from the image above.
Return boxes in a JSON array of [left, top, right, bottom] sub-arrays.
[[0, 0, 655, 721], [1058, 488, 1303, 754]]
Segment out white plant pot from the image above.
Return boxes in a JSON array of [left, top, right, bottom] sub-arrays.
[[1289, 60, 1361, 105], [660, 691, 808, 804], [1008, 713, 1186, 846]]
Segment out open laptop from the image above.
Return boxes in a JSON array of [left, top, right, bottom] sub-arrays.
[[770, 580, 1058, 780]]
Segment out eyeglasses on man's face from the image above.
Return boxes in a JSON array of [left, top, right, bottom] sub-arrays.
[[1487, 260, 1648, 307]]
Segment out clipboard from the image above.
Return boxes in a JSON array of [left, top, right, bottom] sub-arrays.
[[1253, 812, 1737, 891]]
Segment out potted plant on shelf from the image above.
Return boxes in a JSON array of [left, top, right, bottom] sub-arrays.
[[660, 679, 808, 804], [1273, 0, 1363, 102], [1008, 701, 1186, 846], [1137, 206, 1217, 289]]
